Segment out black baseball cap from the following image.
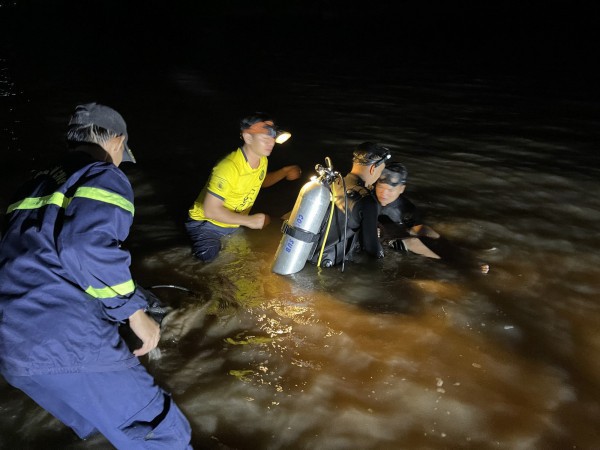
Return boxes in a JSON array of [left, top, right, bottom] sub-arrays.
[[69, 102, 136, 163]]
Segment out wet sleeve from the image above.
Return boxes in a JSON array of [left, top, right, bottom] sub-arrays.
[[360, 196, 384, 258], [57, 166, 148, 322]]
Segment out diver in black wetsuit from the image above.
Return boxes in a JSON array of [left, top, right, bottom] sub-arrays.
[[376, 162, 490, 273], [310, 142, 390, 267]]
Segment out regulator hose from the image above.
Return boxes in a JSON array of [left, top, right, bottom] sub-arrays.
[[341, 175, 348, 273], [316, 172, 347, 272], [316, 184, 336, 268]]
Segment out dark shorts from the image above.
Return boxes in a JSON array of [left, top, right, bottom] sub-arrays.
[[184, 218, 239, 262]]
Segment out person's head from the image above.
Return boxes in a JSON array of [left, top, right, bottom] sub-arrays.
[[375, 162, 408, 206], [351, 142, 391, 186], [66, 103, 135, 166], [240, 112, 290, 159]]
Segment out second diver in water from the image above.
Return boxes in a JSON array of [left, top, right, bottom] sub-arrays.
[[376, 162, 490, 274]]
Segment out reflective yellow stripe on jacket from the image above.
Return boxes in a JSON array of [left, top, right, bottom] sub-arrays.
[[85, 280, 136, 299], [7, 186, 134, 216], [7, 187, 136, 300], [7, 191, 71, 212]]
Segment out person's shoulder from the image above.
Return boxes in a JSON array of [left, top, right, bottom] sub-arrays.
[[86, 160, 128, 179], [343, 174, 369, 196], [399, 194, 417, 209], [343, 172, 360, 186], [225, 147, 243, 160], [214, 148, 244, 169], [81, 162, 133, 197], [388, 196, 403, 207], [350, 185, 371, 199]]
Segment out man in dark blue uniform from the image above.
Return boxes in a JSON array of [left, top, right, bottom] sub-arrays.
[[0, 103, 192, 448], [310, 142, 390, 267]]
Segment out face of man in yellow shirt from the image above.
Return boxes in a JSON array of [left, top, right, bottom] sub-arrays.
[[243, 132, 276, 160]]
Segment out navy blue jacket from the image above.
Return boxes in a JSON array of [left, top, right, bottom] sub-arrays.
[[0, 150, 148, 376]]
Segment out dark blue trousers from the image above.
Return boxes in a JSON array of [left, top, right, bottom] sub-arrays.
[[4, 364, 192, 449], [184, 218, 238, 262]]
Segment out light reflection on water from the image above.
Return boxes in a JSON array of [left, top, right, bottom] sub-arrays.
[[1, 63, 600, 449]]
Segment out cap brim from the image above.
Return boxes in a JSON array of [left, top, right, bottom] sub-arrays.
[[122, 140, 137, 164]]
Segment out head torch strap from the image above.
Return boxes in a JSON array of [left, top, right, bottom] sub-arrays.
[[373, 151, 391, 168], [243, 121, 277, 137]]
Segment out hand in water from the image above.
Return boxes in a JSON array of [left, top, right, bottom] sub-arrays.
[[128, 309, 161, 356]]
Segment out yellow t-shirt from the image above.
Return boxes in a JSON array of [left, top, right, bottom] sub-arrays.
[[188, 148, 268, 228]]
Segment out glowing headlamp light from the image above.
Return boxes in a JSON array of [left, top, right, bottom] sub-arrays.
[[373, 150, 391, 167], [275, 130, 291, 144], [264, 125, 291, 144]]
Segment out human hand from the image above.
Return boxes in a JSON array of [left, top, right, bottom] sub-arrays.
[[425, 228, 441, 239], [408, 225, 422, 236], [128, 309, 161, 357], [284, 165, 302, 181], [410, 225, 440, 239], [247, 213, 271, 229]]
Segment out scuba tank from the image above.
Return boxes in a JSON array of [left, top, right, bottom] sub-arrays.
[[272, 157, 340, 275]]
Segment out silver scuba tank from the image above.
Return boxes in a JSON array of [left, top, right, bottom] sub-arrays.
[[272, 158, 338, 275]]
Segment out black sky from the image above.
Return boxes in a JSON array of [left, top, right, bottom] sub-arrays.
[[2, 0, 599, 86]]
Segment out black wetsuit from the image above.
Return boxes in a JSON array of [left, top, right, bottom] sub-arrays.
[[378, 195, 423, 240], [379, 195, 480, 269], [310, 173, 383, 267]]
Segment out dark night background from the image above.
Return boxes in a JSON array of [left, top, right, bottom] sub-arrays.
[[3, 1, 599, 97], [2, 1, 600, 138], [2, 0, 599, 219]]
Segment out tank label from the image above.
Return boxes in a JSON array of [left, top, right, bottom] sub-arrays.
[[285, 238, 294, 253]]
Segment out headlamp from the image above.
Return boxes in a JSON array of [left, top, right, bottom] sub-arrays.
[[244, 121, 292, 144], [373, 149, 391, 168], [275, 130, 291, 144], [264, 124, 291, 144], [352, 144, 392, 167]]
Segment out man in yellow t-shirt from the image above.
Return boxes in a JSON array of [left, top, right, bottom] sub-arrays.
[[185, 112, 301, 262]]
